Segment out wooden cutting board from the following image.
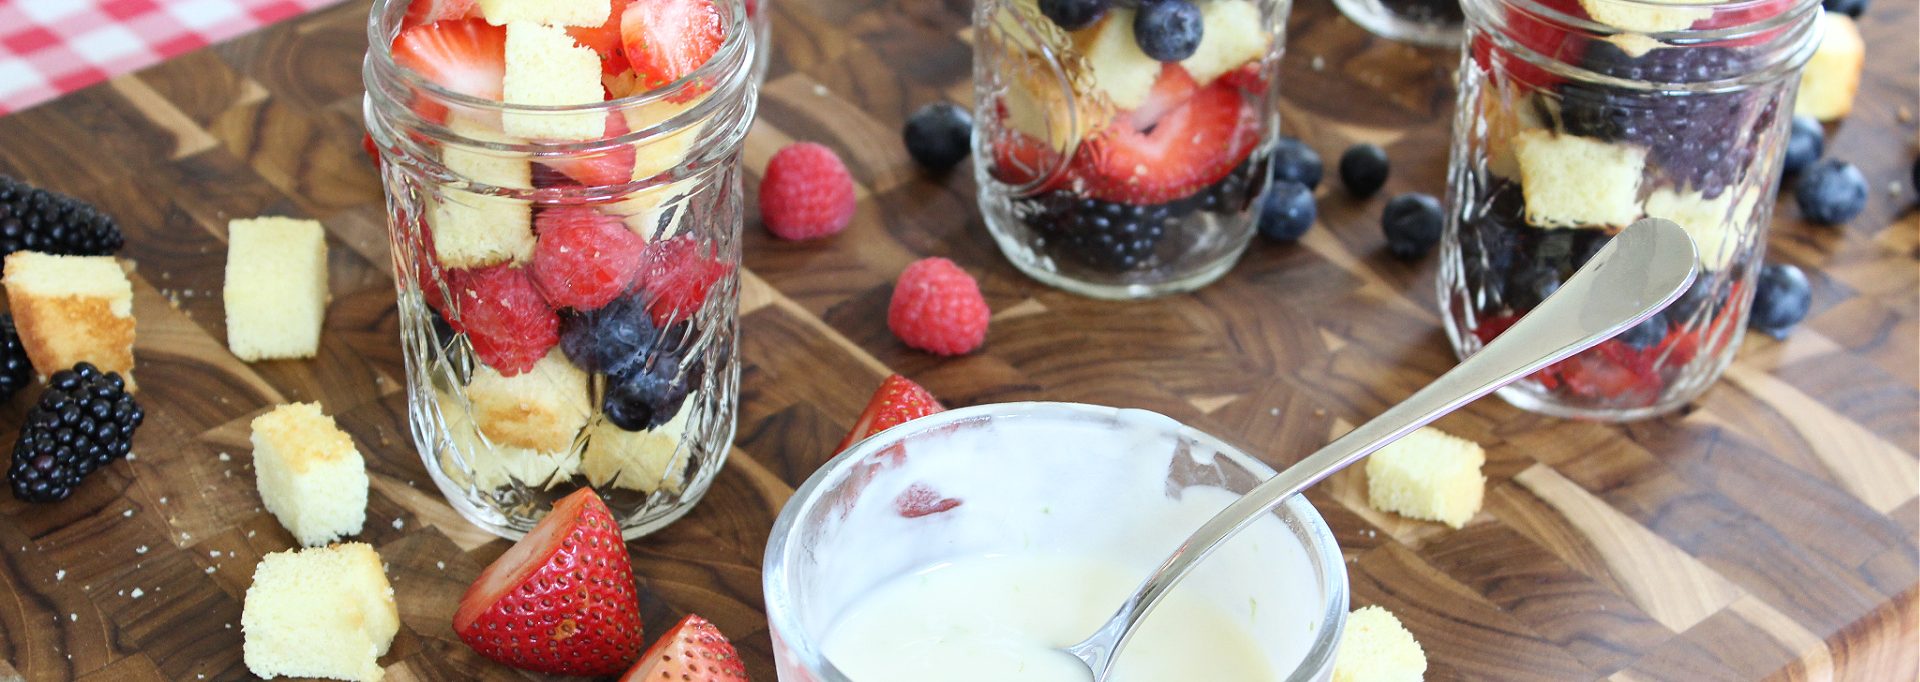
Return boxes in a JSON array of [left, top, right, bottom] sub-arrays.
[[0, 0, 1914, 679]]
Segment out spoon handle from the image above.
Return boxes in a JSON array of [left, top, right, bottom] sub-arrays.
[[1074, 218, 1698, 678]]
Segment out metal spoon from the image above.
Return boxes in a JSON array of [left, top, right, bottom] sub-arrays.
[[1065, 217, 1698, 680]]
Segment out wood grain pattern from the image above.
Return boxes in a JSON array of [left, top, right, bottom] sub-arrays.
[[0, 0, 1916, 679]]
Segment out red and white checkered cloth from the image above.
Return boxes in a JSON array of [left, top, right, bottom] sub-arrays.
[[0, 0, 348, 116]]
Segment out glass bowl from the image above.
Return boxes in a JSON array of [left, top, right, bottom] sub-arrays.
[[763, 402, 1349, 681]]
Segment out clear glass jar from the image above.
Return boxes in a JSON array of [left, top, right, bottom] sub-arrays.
[[362, 0, 757, 539], [1440, 0, 1820, 420], [973, 0, 1289, 300], [748, 0, 771, 81], [764, 403, 1349, 681], [1333, 0, 1464, 48]]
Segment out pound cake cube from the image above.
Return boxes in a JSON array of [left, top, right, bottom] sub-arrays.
[[1513, 130, 1646, 228], [1795, 14, 1864, 121], [1003, 54, 1106, 153], [476, 0, 610, 27], [1577, 0, 1708, 33], [1365, 426, 1485, 529], [1332, 606, 1427, 682], [501, 22, 606, 141], [225, 217, 329, 361], [467, 349, 591, 453], [430, 117, 535, 269], [582, 396, 695, 493], [252, 403, 369, 547], [1180, 0, 1269, 86], [2, 251, 135, 381], [436, 390, 580, 489], [242, 543, 398, 682], [1642, 187, 1760, 270], [1070, 10, 1163, 110]]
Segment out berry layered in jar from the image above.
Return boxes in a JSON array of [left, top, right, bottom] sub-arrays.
[[974, 0, 1285, 298], [1441, 0, 1819, 418], [365, 0, 754, 537]]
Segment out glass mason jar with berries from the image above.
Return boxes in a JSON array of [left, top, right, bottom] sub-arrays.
[[1440, 0, 1820, 420], [363, 0, 756, 539], [974, 0, 1288, 299]]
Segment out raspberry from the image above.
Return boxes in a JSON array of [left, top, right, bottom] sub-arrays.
[[887, 257, 989, 356], [531, 206, 646, 310], [635, 237, 730, 327], [759, 142, 856, 240], [449, 264, 559, 375]]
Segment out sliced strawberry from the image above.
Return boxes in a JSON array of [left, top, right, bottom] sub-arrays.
[[621, 0, 724, 90], [1215, 61, 1268, 94], [988, 130, 1065, 193], [361, 132, 382, 170], [619, 614, 747, 682], [1468, 0, 1585, 89], [455, 488, 644, 676], [541, 113, 637, 187], [837, 374, 945, 452], [568, 0, 628, 57], [402, 0, 478, 28], [1127, 63, 1201, 131], [634, 237, 730, 327], [392, 18, 506, 101], [1071, 80, 1259, 205], [895, 483, 963, 518]]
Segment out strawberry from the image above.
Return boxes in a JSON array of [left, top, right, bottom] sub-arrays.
[[1070, 79, 1259, 205], [618, 614, 747, 682], [402, 0, 478, 29], [541, 113, 637, 187], [1215, 61, 1268, 94], [988, 130, 1065, 193], [361, 132, 382, 170], [634, 237, 730, 327], [568, 0, 628, 58], [621, 0, 725, 90], [455, 488, 645, 676], [837, 374, 944, 452], [895, 483, 963, 518], [391, 18, 507, 101], [1126, 63, 1200, 131], [1468, 0, 1585, 89]]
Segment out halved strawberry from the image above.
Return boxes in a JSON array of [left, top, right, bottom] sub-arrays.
[[391, 18, 506, 101], [541, 113, 637, 187], [1127, 63, 1200, 131], [837, 374, 945, 452], [402, 0, 478, 29], [1071, 80, 1259, 205], [1468, 0, 1585, 89], [634, 237, 730, 327], [569, 0, 631, 75], [621, 0, 725, 90], [619, 614, 747, 682], [454, 488, 644, 676], [988, 130, 1065, 193]]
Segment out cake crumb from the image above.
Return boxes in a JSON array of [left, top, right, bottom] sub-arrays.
[[54, 569, 65, 581], [125, 452, 137, 461], [135, 545, 149, 555], [129, 588, 145, 599], [122, 509, 133, 517], [209, 550, 221, 558], [205, 566, 217, 574], [812, 83, 829, 97], [437, 561, 446, 570], [392, 518, 405, 530], [219, 452, 231, 462], [158, 497, 167, 505], [1311, 55, 1325, 71], [69, 613, 77, 621]]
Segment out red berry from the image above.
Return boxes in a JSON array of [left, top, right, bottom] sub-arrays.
[[1071, 77, 1260, 205], [532, 206, 648, 310], [760, 142, 857, 240], [838, 374, 945, 452], [617, 614, 747, 681], [621, 0, 724, 89], [448, 264, 559, 375], [402, 0, 478, 29], [391, 19, 506, 101], [887, 257, 989, 356], [635, 237, 730, 327], [895, 483, 963, 518], [539, 113, 637, 187]]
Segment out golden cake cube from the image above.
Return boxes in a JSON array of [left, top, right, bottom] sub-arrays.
[[1332, 605, 1428, 682], [252, 403, 369, 546], [2, 251, 136, 381], [225, 217, 330, 361], [241, 542, 398, 682], [501, 22, 606, 141], [1365, 426, 1486, 529]]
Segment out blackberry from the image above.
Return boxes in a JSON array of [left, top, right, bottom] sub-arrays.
[[0, 315, 32, 402], [1190, 157, 1266, 213], [0, 176, 124, 260], [1557, 44, 1764, 198], [603, 323, 704, 432], [8, 363, 143, 502], [1029, 192, 1179, 272]]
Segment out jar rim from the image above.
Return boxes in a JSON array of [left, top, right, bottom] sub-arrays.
[[363, 0, 753, 116], [1467, 0, 1824, 90]]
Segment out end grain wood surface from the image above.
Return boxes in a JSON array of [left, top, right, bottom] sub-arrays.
[[0, 0, 1915, 679]]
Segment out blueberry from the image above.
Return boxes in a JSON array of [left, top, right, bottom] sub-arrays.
[[1132, 0, 1203, 62], [1381, 193, 1443, 260], [1823, 0, 1867, 17], [1571, 231, 1612, 271], [603, 347, 703, 431], [1270, 137, 1323, 190], [1668, 274, 1719, 321], [1747, 263, 1810, 338], [1781, 115, 1823, 177], [1039, 0, 1108, 30], [1617, 311, 1669, 349], [1793, 159, 1868, 225], [1256, 181, 1315, 241], [558, 295, 658, 377], [1507, 264, 1562, 310], [1338, 143, 1390, 198], [902, 103, 973, 172]]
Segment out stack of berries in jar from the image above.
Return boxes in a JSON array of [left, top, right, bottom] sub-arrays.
[[367, 0, 748, 532], [974, 0, 1283, 293], [1441, 0, 1819, 417]]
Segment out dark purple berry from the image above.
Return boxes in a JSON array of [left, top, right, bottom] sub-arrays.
[[1257, 180, 1315, 241], [1793, 159, 1868, 225], [1133, 0, 1203, 62], [1039, 0, 1108, 30], [903, 103, 973, 172], [1747, 263, 1810, 338], [1382, 193, 1443, 260], [1338, 143, 1390, 198]]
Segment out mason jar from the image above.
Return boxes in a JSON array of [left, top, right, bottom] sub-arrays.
[[363, 0, 756, 539], [1439, 0, 1821, 420], [1333, 0, 1464, 48], [973, 0, 1288, 300]]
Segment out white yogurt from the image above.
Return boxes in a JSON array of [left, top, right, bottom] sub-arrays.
[[823, 552, 1276, 681]]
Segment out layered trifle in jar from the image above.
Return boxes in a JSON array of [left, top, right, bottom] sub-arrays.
[[362, 0, 756, 538], [974, 0, 1288, 299], [1439, 0, 1820, 419]]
